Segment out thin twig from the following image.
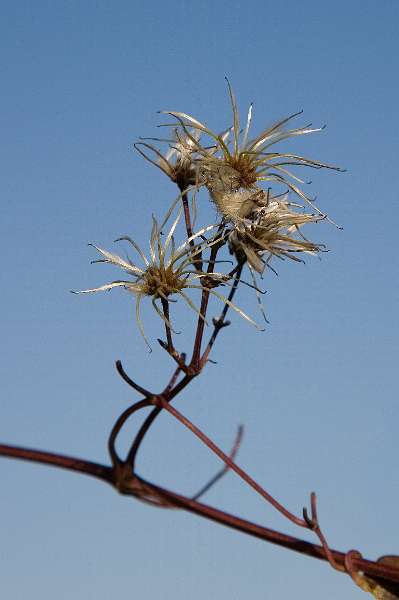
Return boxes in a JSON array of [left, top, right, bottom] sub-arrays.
[[125, 407, 161, 469], [303, 492, 345, 572], [163, 357, 186, 394], [200, 263, 243, 369], [192, 425, 244, 500], [161, 297, 174, 351], [190, 225, 225, 368], [158, 339, 192, 374], [180, 188, 194, 242], [108, 398, 150, 465]]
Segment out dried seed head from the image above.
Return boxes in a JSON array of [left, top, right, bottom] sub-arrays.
[[72, 206, 219, 348], [209, 187, 268, 222], [140, 263, 187, 298], [199, 155, 257, 193], [135, 128, 202, 191], [228, 195, 324, 274]]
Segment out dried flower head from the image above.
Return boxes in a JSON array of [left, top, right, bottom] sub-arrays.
[[134, 128, 202, 191], [228, 192, 324, 274], [162, 79, 343, 224], [135, 120, 231, 195], [72, 208, 219, 348]]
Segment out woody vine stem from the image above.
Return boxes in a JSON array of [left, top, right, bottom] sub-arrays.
[[1, 82, 398, 592]]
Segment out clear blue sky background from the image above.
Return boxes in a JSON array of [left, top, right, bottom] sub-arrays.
[[1, 2, 398, 599]]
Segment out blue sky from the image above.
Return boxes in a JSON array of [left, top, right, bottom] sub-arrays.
[[1, 2, 398, 599]]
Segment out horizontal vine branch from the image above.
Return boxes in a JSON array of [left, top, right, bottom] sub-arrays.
[[1, 442, 399, 586]]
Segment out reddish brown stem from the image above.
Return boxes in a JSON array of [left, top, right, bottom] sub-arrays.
[[122, 368, 194, 469], [0, 443, 113, 485], [180, 189, 194, 242], [163, 358, 185, 394], [2, 443, 399, 585], [200, 263, 243, 369], [190, 226, 225, 368], [156, 397, 308, 528], [303, 492, 345, 572], [190, 289, 211, 367], [108, 398, 150, 465], [125, 405, 161, 469], [160, 297, 174, 351], [115, 360, 151, 398]]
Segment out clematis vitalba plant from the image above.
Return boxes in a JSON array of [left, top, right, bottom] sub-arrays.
[[3, 81, 399, 600]]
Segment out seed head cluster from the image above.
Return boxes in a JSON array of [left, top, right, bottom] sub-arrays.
[[76, 82, 342, 344], [160, 79, 343, 227]]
